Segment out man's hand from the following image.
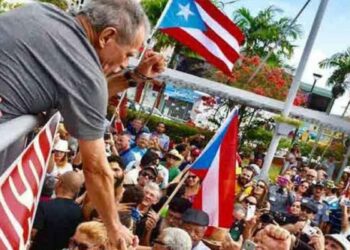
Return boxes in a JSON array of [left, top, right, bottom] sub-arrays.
[[221, 234, 242, 250], [145, 210, 159, 232], [255, 225, 291, 250], [136, 50, 165, 79], [308, 228, 325, 250]]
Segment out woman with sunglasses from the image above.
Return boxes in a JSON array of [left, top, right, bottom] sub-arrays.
[[295, 181, 310, 201], [184, 172, 201, 202], [239, 180, 270, 211], [50, 139, 73, 177]]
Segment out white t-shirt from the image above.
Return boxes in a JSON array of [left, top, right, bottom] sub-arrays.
[[51, 163, 73, 177], [192, 241, 210, 250]]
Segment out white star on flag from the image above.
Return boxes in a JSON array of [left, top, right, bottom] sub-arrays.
[[176, 3, 194, 21]]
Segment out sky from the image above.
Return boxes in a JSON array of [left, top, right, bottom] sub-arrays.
[[223, 0, 350, 116]]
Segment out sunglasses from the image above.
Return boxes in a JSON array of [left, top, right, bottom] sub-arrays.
[[300, 185, 309, 189], [244, 200, 257, 206], [141, 171, 156, 180], [256, 183, 265, 189], [187, 175, 197, 180], [69, 239, 97, 250], [301, 207, 314, 214]]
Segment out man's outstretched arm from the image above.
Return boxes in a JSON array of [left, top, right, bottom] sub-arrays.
[[79, 138, 134, 247]]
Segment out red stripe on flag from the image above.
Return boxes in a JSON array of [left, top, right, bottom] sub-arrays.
[[204, 27, 240, 65], [0, 237, 8, 250], [21, 145, 41, 195], [39, 129, 51, 161], [218, 115, 238, 227], [192, 184, 203, 210], [12, 167, 26, 195], [195, 0, 245, 45], [0, 200, 21, 249], [2, 179, 31, 242], [161, 28, 232, 76]]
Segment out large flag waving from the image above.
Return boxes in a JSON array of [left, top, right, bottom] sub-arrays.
[[0, 113, 60, 250], [191, 108, 239, 228], [158, 0, 245, 75]]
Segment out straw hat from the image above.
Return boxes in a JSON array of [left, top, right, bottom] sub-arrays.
[[203, 227, 229, 249], [167, 149, 184, 161], [53, 139, 70, 153]]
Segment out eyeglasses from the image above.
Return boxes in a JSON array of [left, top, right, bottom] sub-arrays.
[[69, 238, 96, 250], [187, 175, 196, 180], [256, 183, 265, 189], [244, 200, 257, 206], [140, 172, 156, 181], [301, 207, 314, 214]]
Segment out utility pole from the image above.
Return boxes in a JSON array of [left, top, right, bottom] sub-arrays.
[[260, 0, 329, 180]]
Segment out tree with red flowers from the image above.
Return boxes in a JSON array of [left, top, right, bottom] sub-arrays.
[[214, 55, 307, 106]]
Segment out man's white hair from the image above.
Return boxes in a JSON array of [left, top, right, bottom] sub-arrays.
[[77, 0, 150, 45], [144, 182, 161, 200], [161, 227, 192, 250]]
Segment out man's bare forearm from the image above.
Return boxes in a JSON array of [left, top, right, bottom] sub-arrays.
[[79, 139, 120, 233]]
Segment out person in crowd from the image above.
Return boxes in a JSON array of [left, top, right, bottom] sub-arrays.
[[239, 179, 269, 210], [137, 167, 159, 188], [49, 139, 73, 177], [103, 132, 118, 157], [0, 0, 166, 245], [165, 149, 184, 182], [241, 196, 258, 210], [161, 197, 192, 229], [290, 201, 302, 217], [40, 174, 56, 202], [153, 227, 192, 250], [294, 180, 310, 201], [269, 174, 295, 213], [184, 172, 201, 202], [31, 172, 83, 250], [306, 169, 318, 184], [317, 167, 328, 182], [151, 122, 170, 156], [149, 147, 169, 189], [116, 132, 136, 166], [126, 118, 150, 143], [249, 163, 262, 180], [177, 143, 192, 171], [120, 184, 145, 206], [322, 156, 337, 180], [68, 221, 108, 250], [181, 208, 210, 250], [325, 234, 350, 250], [135, 183, 162, 244], [130, 132, 151, 163], [235, 166, 255, 199], [302, 181, 330, 228], [124, 149, 160, 185]]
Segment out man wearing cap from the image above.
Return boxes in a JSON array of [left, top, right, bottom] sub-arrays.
[[181, 208, 210, 250], [124, 149, 159, 185], [302, 181, 330, 229], [137, 167, 158, 188], [325, 234, 350, 250], [130, 133, 151, 163]]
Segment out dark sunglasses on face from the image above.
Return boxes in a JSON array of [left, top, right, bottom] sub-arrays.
[[301, 207, 314, 214], [244, 199, 257, 206], [256, 183, 265, 189], [187, 175, 196, 180], [140, 171, 156, 180], [69, 239, 91, 250]]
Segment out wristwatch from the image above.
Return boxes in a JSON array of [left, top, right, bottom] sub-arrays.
[[123, 70, 138, 87]]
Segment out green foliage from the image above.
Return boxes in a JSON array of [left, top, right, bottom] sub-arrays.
[[126, 110, 214, 143], [319, 47, 350, 87], [0, 0, 20, 13], [245, 127, 273, 145], [38, 0, 68, 10], [233, 6, 302, 66]]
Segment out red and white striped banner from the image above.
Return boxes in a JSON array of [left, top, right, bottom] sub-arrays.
[[0, 113, 60, 250]]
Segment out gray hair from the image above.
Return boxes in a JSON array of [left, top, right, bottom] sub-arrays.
[[144, 182, 162, 200], [161, 227, 192, 250], [77, 0, 150, 45]]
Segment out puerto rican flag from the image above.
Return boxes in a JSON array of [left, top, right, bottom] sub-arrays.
[[0, 113, 60, 250], [159, 0, 245, 75], [191, 108, 238, 228]]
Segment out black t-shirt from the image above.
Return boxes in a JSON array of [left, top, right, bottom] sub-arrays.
[[31, 198, 83, 250]]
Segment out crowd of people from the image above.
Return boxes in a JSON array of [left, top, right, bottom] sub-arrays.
[[28, 116, 350, 250]]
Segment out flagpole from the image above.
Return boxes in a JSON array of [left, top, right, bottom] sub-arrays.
[[138, 0, 174, 63]]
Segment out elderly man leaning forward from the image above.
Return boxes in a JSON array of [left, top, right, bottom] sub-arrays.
[[0, 0, 165, 247]]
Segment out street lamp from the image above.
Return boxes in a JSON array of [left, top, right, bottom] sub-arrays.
[[310, 73, 322, 93]]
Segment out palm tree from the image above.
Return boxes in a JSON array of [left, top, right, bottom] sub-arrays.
[[233, 6, 303, 66], [319, 47, 350, 87]]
